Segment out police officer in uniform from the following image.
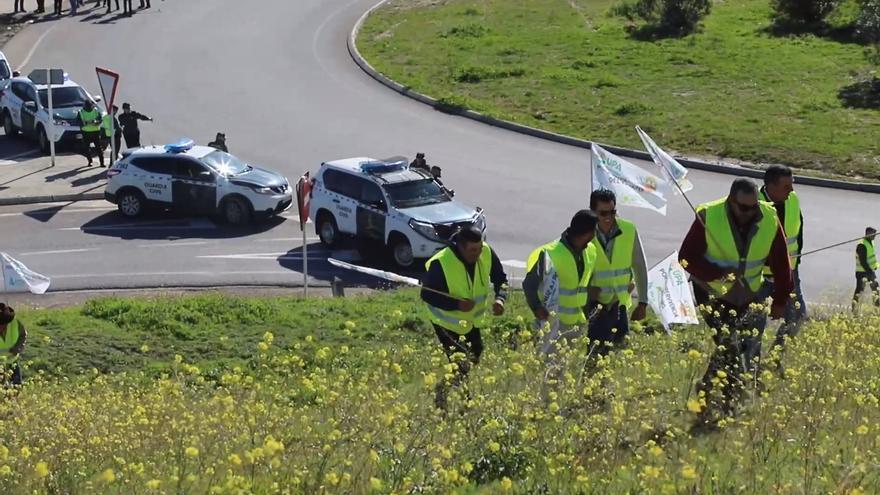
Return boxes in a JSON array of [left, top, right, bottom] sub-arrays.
[[118, 102, 151, 148], [421, 226, 508, 410], [101, 105, 122, 165], [78, 99, 104, 167]]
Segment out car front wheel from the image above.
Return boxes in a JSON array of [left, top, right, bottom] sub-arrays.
[[222, 197, 252, 226], [390, 236, 415, 269], [3, 112, 17, 136]]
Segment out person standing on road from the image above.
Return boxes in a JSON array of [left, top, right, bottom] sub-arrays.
[[53, 0, 63, 15], [0, 303, 26, 391], [207, 132, 228, 152], [101, 105, 122, 164], [753, 165, 806, 373], [78, 99, 104, 168], [679, 178, 792, 430], [14, 0, 26, 14], [34, 0, 46, 14], [523, 210, 598, 387], [102, 0, 119, 14], [586, 189, 649, 355], [122, 0, 132, 15], [853, 227, 880, 310], [118, 102, 151, 149], [68, 0, 78, 15], [139, 0, 150, 8], [422, 226, 508, 411]]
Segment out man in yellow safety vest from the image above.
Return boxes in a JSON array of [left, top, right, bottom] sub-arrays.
[[754, 165, 805, 371], [679, 178, 792, 429], [853, 226, 879, 310], [0, 303, 26, 389], [421, 226, 508, 410], [523, 209, 598, 352], [78, 99, 104, 168], [587, 189, 649, 355]]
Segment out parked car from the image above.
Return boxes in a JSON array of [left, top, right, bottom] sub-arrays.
[[308, 156, 486, 268]]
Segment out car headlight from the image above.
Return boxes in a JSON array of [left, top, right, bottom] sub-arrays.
[[53, 119, 66, 126], [409, 219, 440, 241], [251, 186, 275, 195]]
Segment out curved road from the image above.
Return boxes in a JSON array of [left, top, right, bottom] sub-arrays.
[[0, 0, 873, 301]]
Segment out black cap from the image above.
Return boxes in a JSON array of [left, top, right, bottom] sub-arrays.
[[568, 209, 597, 236], [122, 102, 130, 109]]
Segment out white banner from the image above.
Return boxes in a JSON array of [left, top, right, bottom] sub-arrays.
[[635, 126, 694, 194], [591, 144, 669, 215], [647, 251, 699, 332], [1, 253, 51, 294], [534, 251, 560, 335]]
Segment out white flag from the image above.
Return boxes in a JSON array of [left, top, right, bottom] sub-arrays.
[[1, 253, 51, 294], [534, 251, 561, 337], [636, 126, 694, 194], [647, 251, 699, 332], [591, 144, 669, 215]]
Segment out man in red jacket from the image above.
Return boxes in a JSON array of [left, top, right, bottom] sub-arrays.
[[679, 178, 792, 429]]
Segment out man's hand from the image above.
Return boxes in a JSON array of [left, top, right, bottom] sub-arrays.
[[534, 307, 549, 321], [492, 299, 505, 316], [457, 299, 476, 312], [631, 303, 648, 322], [770, 303, 785, 320]]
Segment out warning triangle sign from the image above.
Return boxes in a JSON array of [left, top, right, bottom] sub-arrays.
[[95, 67, 120, 113]]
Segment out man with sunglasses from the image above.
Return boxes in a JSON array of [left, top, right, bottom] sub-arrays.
[[754, 165, 805, 373], [679, 178, 792, 429], [586, 189, 649, 355]]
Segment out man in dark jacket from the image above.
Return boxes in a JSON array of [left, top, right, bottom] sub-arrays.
[[118, 102, 152, 148], [421, 226, 507, 410], [208, 132, 228, 153]]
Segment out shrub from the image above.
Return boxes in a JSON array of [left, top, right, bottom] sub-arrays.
[[771, 0, 843, 27], [614, 0, 712, 37]]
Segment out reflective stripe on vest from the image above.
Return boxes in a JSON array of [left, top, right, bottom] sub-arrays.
[[761, 189, 801, 271], [79, 108, 101, 132], [590, 218, 636, 310], [424, 244, 493, 335], [857, 239, 879, 272], [527, 240, 596, 325], [699, 198, 778, 296], [0, 319, 21, 362]]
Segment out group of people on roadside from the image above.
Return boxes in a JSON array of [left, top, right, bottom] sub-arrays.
[[77, 100, 151, 167], [14, 0, 152, 17]]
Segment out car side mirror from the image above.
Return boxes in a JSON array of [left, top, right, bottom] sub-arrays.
[[23, 101, 36, 111], [93, 95, 102, 103], [12, 71, 20, 78]]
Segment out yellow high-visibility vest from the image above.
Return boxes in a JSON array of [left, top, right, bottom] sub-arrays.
[[425, 243, 492, 334], [527, 240, 596, 325], [589, 218, 636, 310]]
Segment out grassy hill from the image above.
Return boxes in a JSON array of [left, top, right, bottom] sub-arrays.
[[358, 0, 880, 179], [0, 293, 878, 493]]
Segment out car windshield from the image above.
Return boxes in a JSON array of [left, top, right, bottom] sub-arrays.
[[384, 179, 450, 208], [201, 150, 251, 176], [0, 61, 10, 80], [38, 86, 89, 108]]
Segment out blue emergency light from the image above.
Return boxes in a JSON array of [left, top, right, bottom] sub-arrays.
[[360, 160, 407, 175], [164, 139, 195, 154]]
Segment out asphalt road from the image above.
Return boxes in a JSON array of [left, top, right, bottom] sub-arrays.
[[0, 0, 874, 302]]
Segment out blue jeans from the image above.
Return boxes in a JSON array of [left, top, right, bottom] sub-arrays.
[[745, 268, 807, 370]]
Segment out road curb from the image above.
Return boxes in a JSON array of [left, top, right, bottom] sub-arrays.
[[0, 191, 104, 206], [348, 0, 880, 194]]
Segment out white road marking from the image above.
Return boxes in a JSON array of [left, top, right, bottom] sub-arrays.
[[52, 270, 296, 280], [136, 241, 210, 248], [501, 260, 527, 269], [254, 237, 319, 242], [0, 206, 115, 218], [19, 248, 98, 256], [19, 23, 59, 70]]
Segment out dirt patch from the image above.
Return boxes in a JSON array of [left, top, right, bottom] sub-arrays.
[[381, 0, 449, 12], [0, 13, 29, 49]]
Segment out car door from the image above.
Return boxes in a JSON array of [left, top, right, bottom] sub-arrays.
[[356, 179, 387, 243], [7, 82, 25, 127], [18, 83, 38, 135], [129, 157, 173, 205], [322, 169, 358, 235], [171, 158, 218, 215]]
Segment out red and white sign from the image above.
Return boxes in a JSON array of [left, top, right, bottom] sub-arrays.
[[295, 172, 312, 231], [95, 67, 120, 113]]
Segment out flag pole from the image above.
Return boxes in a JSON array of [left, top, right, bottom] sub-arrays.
[[46, 69, 56, 167], [302, 223, 308, 297], [797, 234, 872, 258]]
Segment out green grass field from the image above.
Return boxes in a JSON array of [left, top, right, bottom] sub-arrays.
[[2, 293, 880, 493], [358, 0, 880, 179]]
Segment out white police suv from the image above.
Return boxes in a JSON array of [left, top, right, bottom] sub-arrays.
[[0, 72, 103, 154], [105, 139, 292, 225], [309, 157, 486, 268]]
